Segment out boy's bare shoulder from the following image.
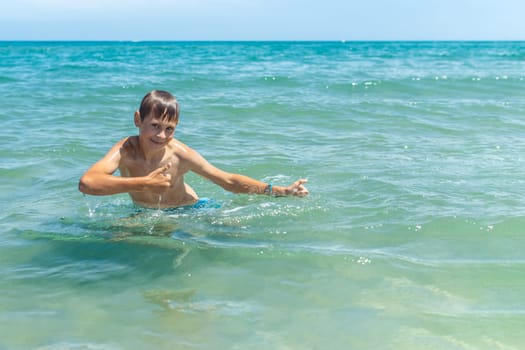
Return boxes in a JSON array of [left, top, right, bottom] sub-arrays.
[[118, 136, 140, 159], [170, 138, 196, 157], [169, 139, 204, 167], [121, 136, 138, 146]]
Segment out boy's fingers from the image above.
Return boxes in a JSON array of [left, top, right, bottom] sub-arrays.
[[150, 163, 172, 176], [157, 163, 171, 173], [293, 179, 309, 196], [161, 163, 172, 181], [296, 179, 308, 186]]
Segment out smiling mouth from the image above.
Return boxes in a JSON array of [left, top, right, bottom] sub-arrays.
[[150, 139, 166, 145]]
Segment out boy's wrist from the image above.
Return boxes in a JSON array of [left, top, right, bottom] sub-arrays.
[[271, 185, 287, 196]]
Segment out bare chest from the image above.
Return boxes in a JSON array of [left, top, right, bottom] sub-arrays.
[[119, 155, 183, 178]]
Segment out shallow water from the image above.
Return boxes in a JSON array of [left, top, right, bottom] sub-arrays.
[[1, 41, 525, 349]]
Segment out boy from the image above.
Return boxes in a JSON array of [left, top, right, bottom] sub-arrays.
[[79, 90, 309, 208]]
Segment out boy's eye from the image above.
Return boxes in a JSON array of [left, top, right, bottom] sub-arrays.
[[166, 127, 174, 132]]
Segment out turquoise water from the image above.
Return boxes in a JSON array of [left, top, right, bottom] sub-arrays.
[[1, 41, 525, 349]]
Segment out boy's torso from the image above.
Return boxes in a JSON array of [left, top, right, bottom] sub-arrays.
[[118, 136, 199, 208]]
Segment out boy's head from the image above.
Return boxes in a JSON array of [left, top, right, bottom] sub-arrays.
[[138, 90, 179, 123]]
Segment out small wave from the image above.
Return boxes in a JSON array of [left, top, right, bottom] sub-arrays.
[[36, 342, 120, 350], [0, 76, 18, 83]]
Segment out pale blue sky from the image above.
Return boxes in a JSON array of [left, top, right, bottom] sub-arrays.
[[1, 0, 524, 41]]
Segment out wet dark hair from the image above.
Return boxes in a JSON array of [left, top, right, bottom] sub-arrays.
[[138, 90, 179, 122]]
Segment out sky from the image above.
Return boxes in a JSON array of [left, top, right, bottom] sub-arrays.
[[1, 0, 524, 41]]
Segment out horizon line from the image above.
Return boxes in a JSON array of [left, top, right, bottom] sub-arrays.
[[2, 39, 525, 43]]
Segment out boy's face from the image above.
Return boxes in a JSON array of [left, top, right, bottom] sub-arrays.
[[134, 112, 178, 149]]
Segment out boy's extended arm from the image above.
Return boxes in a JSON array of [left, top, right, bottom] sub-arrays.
[[78, 139, 172, 196], [185, 147, 308, 197]]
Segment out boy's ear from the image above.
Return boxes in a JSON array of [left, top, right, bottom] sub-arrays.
[[134, 111, 141, 127]]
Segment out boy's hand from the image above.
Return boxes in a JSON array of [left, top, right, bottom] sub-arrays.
[[144, 163, 172, 193], [285, 179, 309, 197]]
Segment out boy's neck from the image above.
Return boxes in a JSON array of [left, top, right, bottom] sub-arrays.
[[138, 139, 167, 164]]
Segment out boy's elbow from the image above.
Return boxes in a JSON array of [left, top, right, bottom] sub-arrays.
[[78, 175, 94, 194]]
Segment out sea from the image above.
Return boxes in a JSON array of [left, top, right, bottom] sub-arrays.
[[1, 41, 525, 349]]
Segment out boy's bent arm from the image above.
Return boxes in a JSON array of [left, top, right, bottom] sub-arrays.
[[79, 139, 130, 195], [79, 139, 172, 196]]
